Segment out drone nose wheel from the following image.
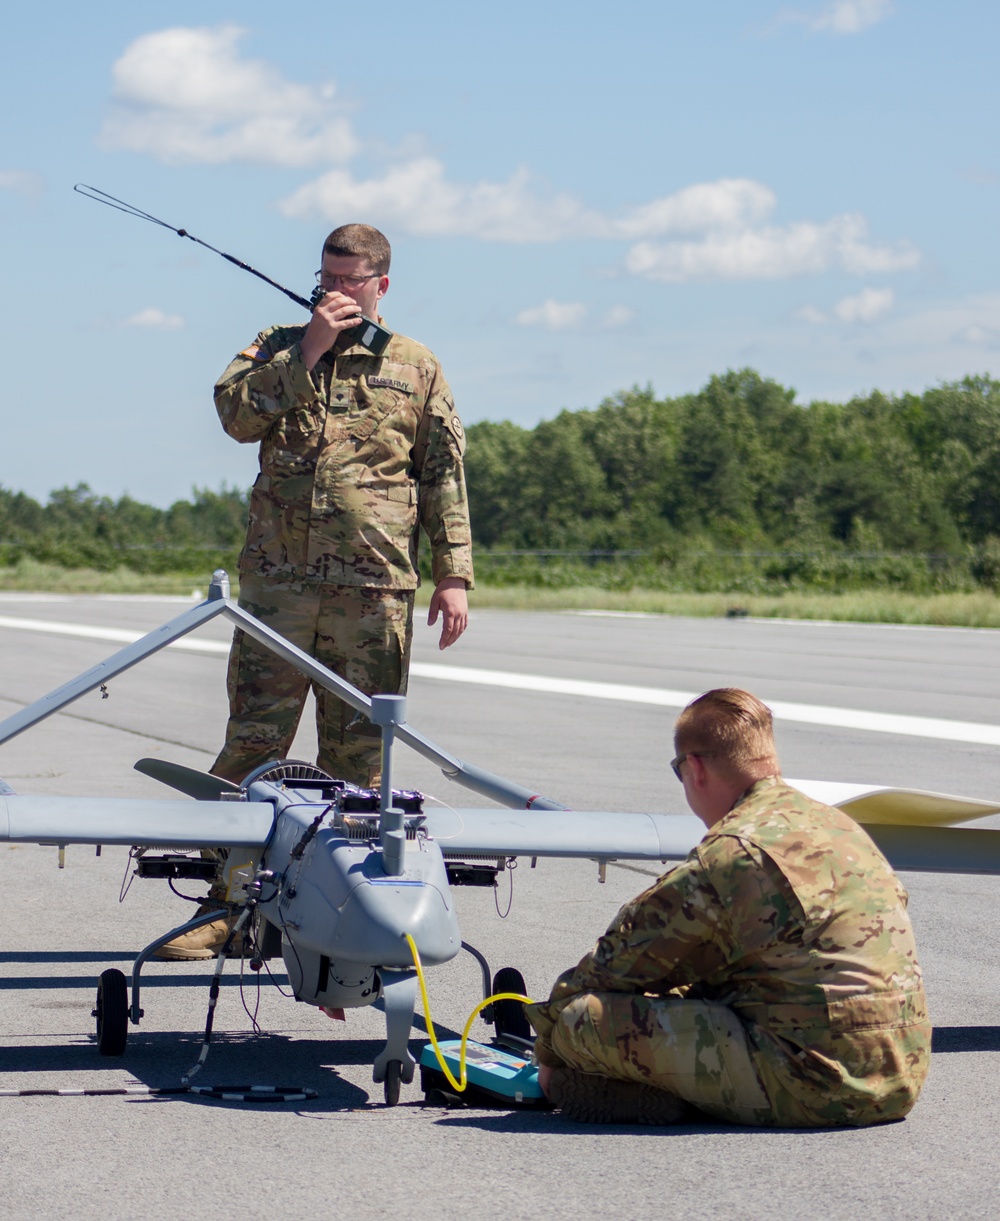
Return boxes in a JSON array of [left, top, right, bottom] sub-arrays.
[[491, 967, 531, 1042], [383, 1060, 402, 1106], [93, 968, 129, 1056]]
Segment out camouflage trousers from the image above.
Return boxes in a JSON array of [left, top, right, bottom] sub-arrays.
[[212, 575, 414, 788], [549, 991, 775, 1126]]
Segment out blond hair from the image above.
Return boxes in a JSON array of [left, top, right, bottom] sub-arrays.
[[674, 688, 779, 780], [322, 224, 391, 275]]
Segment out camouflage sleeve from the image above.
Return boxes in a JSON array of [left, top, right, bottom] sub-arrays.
[[555, 856, 733, 997], [526, 854, 735, 1061], [214, 328, 319, 444], [412, 364, 475, 588]]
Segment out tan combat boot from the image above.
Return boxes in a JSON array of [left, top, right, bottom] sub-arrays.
[[153, 901, 243, 961], [548, 1067, 689, 1125]]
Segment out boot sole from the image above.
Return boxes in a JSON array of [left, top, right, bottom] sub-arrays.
[[550, 1069, 687, 1125]]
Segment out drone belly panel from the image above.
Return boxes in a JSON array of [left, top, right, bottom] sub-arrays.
[[281, 940, 379, 1010]]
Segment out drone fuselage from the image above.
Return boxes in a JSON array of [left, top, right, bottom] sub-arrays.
[[249, 782, 461, 1012]]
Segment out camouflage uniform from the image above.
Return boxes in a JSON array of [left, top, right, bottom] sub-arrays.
[[212, 321, 473, 786], [527, 776, 931, 1127]]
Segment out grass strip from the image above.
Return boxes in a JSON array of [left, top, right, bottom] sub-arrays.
[[3, 563, 999, 628], [457, 586, 1000, 628]]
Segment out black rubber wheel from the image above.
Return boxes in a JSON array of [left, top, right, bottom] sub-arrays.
[[95, 968, 129, 1056], [383, 1060, 402, 1107], [492, 967, 531, 1041]]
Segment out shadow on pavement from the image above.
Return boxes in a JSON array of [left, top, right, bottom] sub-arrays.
[[0, 1030, 398, 1112], [430, 1110, 757, 1136], [0, 951, 143, 963], [0, 973, 290, 990]]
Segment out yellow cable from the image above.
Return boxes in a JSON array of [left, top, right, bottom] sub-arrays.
[[403, 932, 535, 1093]]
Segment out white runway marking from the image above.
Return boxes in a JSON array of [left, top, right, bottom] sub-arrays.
[[0, 615, 225, 653], [572, 610, 999, 634], [2, 614, 999, 746], [412, 662, 1000, 746]]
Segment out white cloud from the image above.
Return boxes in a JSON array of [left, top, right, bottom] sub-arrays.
[[610, 180, 776, 239], [953, 323, 1000, 349], [121, 308, 185, 330], [100, 32, 917, 288], [811, 0, 893, 33], [776, 293, 1000, 394], [510, 301, 633, 331], [778, 0, 894, 34], [281, 160, 608, 242], [282, 170, 775, 245], [834, 285, 895, 322], [625, 216, 917, 283], [795, 287, 895, 325], [0, 170, 44, 199], [100, 26, 358, 166], [605, 305, 636, 327], [282, 167, 918, 283], [514, 300, 588, 330], [102, 30, 917, 289]]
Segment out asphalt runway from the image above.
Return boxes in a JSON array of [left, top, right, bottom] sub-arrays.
[[1, 594, 1000, 1219]]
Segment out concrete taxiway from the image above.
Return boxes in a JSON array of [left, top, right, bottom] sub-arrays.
[[1, 595, 999, 1219]]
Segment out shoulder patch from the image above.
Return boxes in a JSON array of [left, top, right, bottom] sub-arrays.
[[239, 343, 269, 362], [450, 416, 465, 439], [368, 376, 413, 394]]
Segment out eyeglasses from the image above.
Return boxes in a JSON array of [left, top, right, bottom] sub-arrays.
[[315, 270, 380, 291], [671, 752, 713, 780]]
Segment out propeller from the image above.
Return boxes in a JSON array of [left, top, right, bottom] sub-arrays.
[[134, 758, 242, 802]]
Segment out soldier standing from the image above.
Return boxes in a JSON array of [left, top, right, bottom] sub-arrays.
[[158, 224, 473, 960], [527, 688, 931, 1126]]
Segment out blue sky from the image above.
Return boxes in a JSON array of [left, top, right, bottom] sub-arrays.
[[2, 1, 997, 506]]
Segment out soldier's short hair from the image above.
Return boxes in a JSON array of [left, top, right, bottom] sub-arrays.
[[323, 225, 391, 275], [674, 688, 779, 777]]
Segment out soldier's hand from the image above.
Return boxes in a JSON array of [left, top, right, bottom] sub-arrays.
[[428, 578, 468, 650], [300, 291, 364, 370]]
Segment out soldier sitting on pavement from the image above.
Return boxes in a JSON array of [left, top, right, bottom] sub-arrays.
[[526, 687, 932, 1127]]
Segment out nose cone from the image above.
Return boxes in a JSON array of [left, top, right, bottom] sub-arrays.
[[275, 837, 461, 968], [332, 871, 460, 967]]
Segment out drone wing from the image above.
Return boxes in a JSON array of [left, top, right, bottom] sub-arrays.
[[429, 789, 1000, 877], [0, 793, 274, 848], [787, 779, 1000, 826], [424, 807, 706, 863]]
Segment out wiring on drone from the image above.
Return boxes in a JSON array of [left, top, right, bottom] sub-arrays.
[[494, 857, 516, 919]]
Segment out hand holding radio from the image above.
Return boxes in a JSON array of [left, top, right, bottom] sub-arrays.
[[301, 289, 367, 370]]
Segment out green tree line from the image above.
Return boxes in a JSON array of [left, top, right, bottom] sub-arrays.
[[463, 370, 1000, 593], [3, 370, 1000, 593], [0, 485, 249, 575]]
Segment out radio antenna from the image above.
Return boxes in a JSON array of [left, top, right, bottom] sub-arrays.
[[74, 184, 393, 355], [74, 183, 312, 310]]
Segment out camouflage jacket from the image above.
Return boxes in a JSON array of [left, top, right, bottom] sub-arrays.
[[215, 322, 474, 589], [528, 776, 930, 1125]]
